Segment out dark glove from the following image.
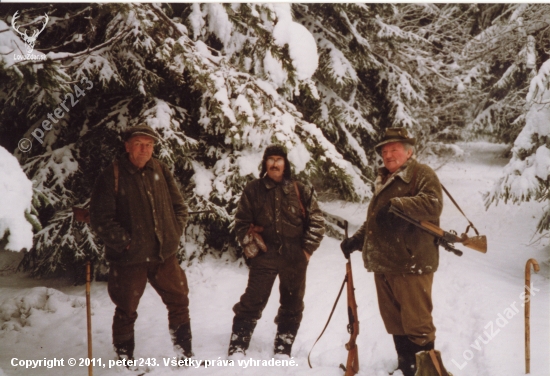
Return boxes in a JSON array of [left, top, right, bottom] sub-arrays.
[[340, 237, 361, 259]]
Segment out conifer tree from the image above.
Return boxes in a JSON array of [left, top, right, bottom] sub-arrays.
[[0, 3, 371, 276]]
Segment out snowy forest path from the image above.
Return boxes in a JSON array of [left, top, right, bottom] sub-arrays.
[[0, 143, 548, 376]]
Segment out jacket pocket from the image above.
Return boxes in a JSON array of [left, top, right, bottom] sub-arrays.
[[281, 218, 303, 238]]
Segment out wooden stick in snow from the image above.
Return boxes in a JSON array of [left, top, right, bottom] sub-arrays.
[[525, 258, 539, 374]]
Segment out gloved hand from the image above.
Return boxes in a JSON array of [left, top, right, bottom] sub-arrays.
[[242, 224, 267, 258], [340, 237, 361, 259]]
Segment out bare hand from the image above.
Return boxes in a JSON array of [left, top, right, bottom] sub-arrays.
[[304, 250, 311, 261]]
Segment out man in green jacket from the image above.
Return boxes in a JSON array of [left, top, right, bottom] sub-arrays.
[[90, 125, 191, 362], [228, 144, 325, 358], [341, 128, 444, 376]]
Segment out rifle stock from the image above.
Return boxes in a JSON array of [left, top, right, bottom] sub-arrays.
[[340, 220, 360, 375], [343, 258, 359, 375], [389, 206, 487, 254]]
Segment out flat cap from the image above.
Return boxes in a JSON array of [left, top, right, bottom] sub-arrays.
[[375, 127, 416, 154], [124, 125, 159, 141]]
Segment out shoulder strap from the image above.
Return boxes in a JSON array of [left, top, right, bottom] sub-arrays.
[[410, 163, 480, 236], [293, 181, 306, 219], [113, 160, 119, 194], [441, 184, 480, 236]]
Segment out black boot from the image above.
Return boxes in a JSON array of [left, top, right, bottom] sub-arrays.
[[273, 322, 300, 357], [400, 339, 434, 376], [114, 338, 135, 361], [228, 319, 257, 356], [392, 335, 409, 373], [171, 322, 194, 360]]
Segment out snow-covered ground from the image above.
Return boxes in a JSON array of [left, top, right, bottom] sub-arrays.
[[0, 142, 548, 376]]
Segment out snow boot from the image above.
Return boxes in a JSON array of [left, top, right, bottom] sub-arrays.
[[415, 349, 453, 376], [228, 318, 257, 356], [273, 322, 300, 356], [114, 338, 135, 361], [171, 322, 194, 360]]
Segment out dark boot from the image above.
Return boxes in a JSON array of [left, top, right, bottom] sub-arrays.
[[228, 318, 257, 356], [273, 322, 300, 356], [400, 339, 434, 376], [392, 335, 409, 373], [114, 338, 135, 361], [171, 322, 193, 360]]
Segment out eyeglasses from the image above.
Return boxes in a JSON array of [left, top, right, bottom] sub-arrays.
[[267, 157, 285, 165]]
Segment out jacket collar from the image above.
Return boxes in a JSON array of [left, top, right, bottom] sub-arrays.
[[119, 154, 155, 174], [375, 157, 417, 195], [261, 176, 293, 194]]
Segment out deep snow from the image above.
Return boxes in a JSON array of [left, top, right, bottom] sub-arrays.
[[0, 142, 548, 376]]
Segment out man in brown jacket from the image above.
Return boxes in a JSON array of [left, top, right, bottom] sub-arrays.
[[341, 128, 443, 376], [90, 125, 192, 362], [228, 144, 325, 358]]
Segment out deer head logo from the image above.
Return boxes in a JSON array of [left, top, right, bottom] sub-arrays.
[[11, 11, 49, 54]]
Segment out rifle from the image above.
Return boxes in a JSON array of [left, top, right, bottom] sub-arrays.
[[307, 217, 359, 375], [388, 206, 487, 256], [340, 220, 359, 376]]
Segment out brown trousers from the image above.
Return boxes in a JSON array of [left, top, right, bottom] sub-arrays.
[[374, 272, 436, 346], [108, 254, 190, 344]]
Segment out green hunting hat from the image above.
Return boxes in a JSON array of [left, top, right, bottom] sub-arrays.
[[124, 125, 159, 141], [375, 127, 416, 154]]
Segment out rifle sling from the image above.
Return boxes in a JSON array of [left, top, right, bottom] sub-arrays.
[[308, 274, 347, 369], [440, 184, 480, 236], [293, 181, 306, 219], [411, 164, 480, 236]]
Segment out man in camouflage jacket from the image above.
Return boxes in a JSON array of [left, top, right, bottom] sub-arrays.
[[341, 128, 445, 376], [228, 144, 325, 357], [90, 125, 192, 363]]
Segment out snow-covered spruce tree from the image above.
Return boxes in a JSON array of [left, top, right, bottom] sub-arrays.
[[485, 57, 550, 234], [292, 4, 459, 163], [447, 4, 550, 143], [183, 3, 457, 189], [0, 3, 368, 277]]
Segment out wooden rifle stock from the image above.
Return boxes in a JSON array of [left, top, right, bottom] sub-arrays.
[[340, 220, 359, 376], [342, 257, 359, 375], [388, 206, 487, 254]]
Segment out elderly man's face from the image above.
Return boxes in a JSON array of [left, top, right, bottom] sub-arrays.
[[266, 155, 285, 182], [125, 135, 155, 168], [381, 142, 412, 173]]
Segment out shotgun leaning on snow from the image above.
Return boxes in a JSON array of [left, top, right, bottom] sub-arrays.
[[388, 206, 487, 255]]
